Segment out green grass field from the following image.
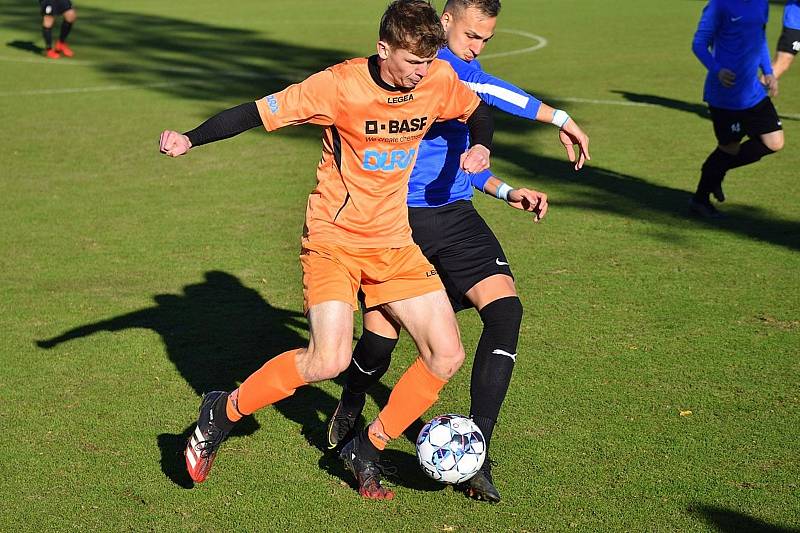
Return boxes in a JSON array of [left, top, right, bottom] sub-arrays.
[[1, 0, 798, 530]]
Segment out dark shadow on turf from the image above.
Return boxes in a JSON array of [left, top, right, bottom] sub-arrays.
[[487, 111, 800, 251], [34, 271, 340, 488], [612, 90, 711, 121], [689, 504, 800, 533], [611, 90, 799, 122], [6, 40, 43, 55], [0, 1, 353, 119]]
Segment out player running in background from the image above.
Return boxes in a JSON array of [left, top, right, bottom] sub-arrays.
[[772, 0, 800, 79], [689, 0, 784, 219], [159, 0, 494, 500], [325, 0, 590, 503], [39, 0, 76, 59]]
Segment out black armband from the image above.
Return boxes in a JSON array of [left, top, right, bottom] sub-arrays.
[[777, 26, 800, 55], [183, 101, 263, 147], [466, 101, 493, 150]]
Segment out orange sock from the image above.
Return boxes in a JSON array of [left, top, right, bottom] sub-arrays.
[[377, 357, 447, 440], [225, 389, 243, 422], [227, 349, 306, 418]]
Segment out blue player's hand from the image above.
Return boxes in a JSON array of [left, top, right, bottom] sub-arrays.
[[718, 68, 736, 88]]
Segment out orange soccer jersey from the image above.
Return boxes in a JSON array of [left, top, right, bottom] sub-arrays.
[[255, 56, 481, 248]]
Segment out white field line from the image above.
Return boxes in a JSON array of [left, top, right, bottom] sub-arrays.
[[480, 29, 548, 59]]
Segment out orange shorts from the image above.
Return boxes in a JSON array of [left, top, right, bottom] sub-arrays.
[[299, 241, 443, 312]]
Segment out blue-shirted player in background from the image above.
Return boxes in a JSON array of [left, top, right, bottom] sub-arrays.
[[326, 0, 590, 503], [771, 0, 800, 79], [690, 0, 785, 218]]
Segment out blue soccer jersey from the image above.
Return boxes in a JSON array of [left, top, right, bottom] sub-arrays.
[[407, 47, 542, 207], [785, 0, 800, 30], [692, 0, 773, 110]]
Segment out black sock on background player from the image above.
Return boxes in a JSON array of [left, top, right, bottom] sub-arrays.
[[59, 20, 73, 43], [42, 26, 53, 49]]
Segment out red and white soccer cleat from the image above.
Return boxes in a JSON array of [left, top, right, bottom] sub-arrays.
[[185, 391, 231, 483]]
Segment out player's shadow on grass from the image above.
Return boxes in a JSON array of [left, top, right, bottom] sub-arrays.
[[6, 40, 43, 55], [491, 112, 800, 252], [35, 271, 330, 488], [34, 271, 440, 492], [0, 1, 352, 115], [611, 90, 799, 122], [689, 504, 800, 533]]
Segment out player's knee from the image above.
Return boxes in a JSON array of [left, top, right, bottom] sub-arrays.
[[302, 345, 353, 381], [353, 329, 397, 376], [323, 351, 354, 379], [428, 341, 465, 380], [479, 296, 524, 353], [763, 134, 784, 152]]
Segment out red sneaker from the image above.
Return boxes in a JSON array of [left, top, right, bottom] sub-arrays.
[[55, 41, 73, 57], [45, 48, 60, 59]]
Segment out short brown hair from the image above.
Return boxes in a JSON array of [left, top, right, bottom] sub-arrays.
[[443, 0, 501, 18], [379, 0, 446, 58]]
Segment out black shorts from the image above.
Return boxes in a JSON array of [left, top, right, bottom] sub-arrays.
[[40, 0, 73, 16], [408, 200, 513, 312], [709, 97, 782, 145], [777, 26, 800, 55]]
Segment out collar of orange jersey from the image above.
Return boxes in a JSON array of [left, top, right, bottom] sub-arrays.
[[368, 55, 413, 93]]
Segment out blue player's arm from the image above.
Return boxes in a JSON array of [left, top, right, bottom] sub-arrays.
[[473, 172, 549, 222], [470, 169, 492, 192], [692, 0, 723, 75], [457, 66, 542, 120], [761, 2, 774, 75]]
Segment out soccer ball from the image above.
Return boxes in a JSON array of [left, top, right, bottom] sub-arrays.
[[416, 414, 486, 484]]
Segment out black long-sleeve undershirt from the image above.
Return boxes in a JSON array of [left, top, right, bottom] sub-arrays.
[[466, 101, 493, 150], [183, 102, 262, 148]]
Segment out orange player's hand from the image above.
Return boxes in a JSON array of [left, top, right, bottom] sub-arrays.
[[159, 130, 192, 157], [459, 144, 490, 174]]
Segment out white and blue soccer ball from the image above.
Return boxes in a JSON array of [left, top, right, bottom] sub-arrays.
[[416, 414, 486, 484]]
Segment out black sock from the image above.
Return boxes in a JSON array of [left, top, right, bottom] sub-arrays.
[[345, 329, 397, 395], [211, 393, 236, 433], [340, 387, 366, 416], [695, 148, 735, 201], [470, 296, 523, 449], [42, 26, 53, 49], [59, 21, 72, 42], [356, 427, 381, 462], [471, 415, 496, 448], [727, 139, 774, 170]]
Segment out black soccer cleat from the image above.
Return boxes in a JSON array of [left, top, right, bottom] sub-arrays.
[[185, 391, 232, 483], [339, 437, 395, 500], [688, 198, 723, 219], [326, 393, 365, 450], [458, 458, 500, 503]]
